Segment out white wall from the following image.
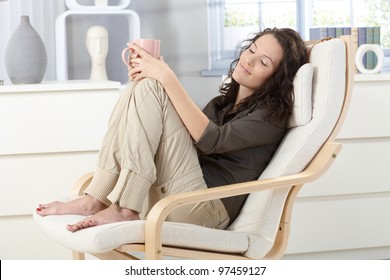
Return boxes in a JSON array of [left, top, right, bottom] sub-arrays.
[[130, 0, 221, 108]]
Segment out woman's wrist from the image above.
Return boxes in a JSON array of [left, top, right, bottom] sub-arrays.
[[159, 67, 177, 90]]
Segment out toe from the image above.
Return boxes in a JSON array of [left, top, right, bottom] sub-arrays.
[[67, 223, 80, 232]]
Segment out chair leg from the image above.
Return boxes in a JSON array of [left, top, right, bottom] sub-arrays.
[[72, 251, 86, 260]]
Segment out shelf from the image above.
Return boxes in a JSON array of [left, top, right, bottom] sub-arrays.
[[0, 80, 121, 93], [65, 0, 131, 10], [354, 71, 390, 82]]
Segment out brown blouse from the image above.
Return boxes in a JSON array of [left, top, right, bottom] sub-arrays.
[[195, 97, 286, 224]]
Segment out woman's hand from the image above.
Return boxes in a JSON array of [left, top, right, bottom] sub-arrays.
[[128, 43, 173, 84], [128, 44, 209, 142]]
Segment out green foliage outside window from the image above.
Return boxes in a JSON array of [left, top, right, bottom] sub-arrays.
[[224, 10, 258, 27], [224, 0, 390, 47], [363, 0, 390, 47]]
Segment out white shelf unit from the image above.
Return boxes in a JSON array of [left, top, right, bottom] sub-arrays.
[[284, 73, 390, 259], [0, 80, 121, 259], [65, 0, 132, 10], [55, 9, 140, 80]]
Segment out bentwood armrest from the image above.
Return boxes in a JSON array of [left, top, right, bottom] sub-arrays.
[[72, 172, 94, 196], [144, 141, 342, 259]]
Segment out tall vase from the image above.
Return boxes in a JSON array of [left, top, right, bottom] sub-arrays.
[[5, 16, 47, 84]]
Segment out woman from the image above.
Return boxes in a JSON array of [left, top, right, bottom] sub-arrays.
[[37, 28, 307, 232]]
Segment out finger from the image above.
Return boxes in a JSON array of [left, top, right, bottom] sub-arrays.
[[128, 69, 137, 78], [129, 68, 143, 81], [129, 71, 142, 81], [133, 75, 145, 81], [129, 73, 141, 81], [129, 57, 141, 67], [129, 62, 139, 68], [129, 43, 148, 57], [128, 66, 140, 76]]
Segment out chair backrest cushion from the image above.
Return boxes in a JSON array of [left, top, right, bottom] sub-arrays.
[[228, 39, 346, 259], [288, 63, 313, 128]]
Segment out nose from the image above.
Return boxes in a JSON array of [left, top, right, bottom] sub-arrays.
[[245, 53, 255, 66], [246, 56, 254, 66], [97, 39, 102, 54]]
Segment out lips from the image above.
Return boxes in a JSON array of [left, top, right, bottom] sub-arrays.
[[240, 63, 251, 75]]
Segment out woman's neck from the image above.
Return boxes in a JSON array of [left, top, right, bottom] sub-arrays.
[[235, 86, 253, 106]]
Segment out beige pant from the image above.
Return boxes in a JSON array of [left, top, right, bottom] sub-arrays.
[[85, 78, 229, 229]]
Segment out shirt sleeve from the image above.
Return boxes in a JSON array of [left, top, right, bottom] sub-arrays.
[[195, 110, 285, 154]]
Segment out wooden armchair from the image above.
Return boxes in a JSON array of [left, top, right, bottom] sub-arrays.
[[34, 35, 354, 260]]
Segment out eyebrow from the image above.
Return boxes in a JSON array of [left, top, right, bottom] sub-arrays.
[[253, 42, 274, 64]]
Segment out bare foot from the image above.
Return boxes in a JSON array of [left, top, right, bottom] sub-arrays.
[[36, 195, 107, 217], [66, 203, 140, 232]]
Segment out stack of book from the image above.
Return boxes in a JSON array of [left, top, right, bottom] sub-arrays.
[[310, 27, 381, 70]]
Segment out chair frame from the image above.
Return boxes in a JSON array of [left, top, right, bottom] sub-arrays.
[[71, 35, 354, 260]]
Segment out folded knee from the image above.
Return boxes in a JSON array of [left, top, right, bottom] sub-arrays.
[[132, 78, 167, 104]]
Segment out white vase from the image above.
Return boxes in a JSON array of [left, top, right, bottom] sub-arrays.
[[355, 44, 384, 74], [5, 16, 47, 84]]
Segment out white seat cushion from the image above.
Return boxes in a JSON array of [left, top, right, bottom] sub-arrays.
[[33, 211, 249, 254]]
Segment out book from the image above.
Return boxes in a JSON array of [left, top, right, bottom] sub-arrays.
[[309, 26, 381, 72], [351, 27, 359, 73], [358, 27, 367, 68], [327, 27, 336, 38], [373, 26, 381, 44], [335, 27, 344, 38], [343, 27, 351, 35], [309, 27, 328, 40], [365, 27, 381, 70], [366, 27, 374, 69]]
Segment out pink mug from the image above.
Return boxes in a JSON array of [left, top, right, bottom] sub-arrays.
[[122, 39, 161, 67]]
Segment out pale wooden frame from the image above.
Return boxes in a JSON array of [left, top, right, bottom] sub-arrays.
[[71, 35, 354, 260]]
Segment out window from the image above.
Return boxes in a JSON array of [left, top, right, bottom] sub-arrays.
[[203, 0, 390, 75]]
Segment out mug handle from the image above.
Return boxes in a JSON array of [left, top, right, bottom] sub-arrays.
[[122, 47, 131, 67]]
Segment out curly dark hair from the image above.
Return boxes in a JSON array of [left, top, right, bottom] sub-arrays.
[[217, 27, 307, 124]]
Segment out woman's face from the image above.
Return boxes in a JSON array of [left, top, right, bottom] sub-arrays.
[[232, 34, 284, 94]]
